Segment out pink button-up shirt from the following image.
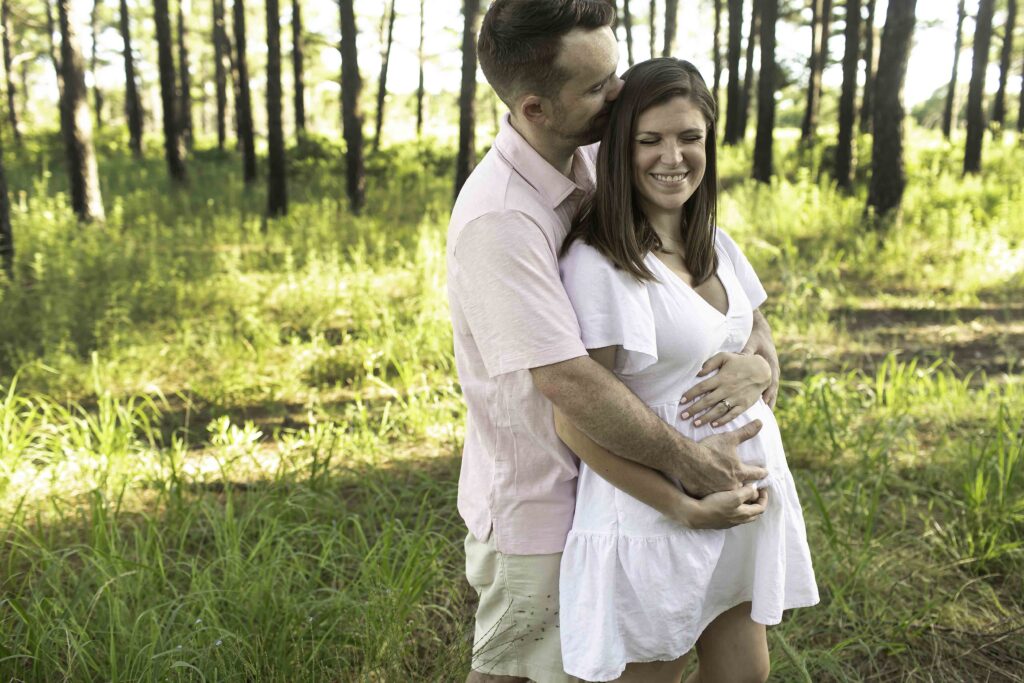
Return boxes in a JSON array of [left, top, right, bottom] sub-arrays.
[[447, 115, 597, 555]]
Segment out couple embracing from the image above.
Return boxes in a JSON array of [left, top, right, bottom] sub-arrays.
[[447, 1, 819, 681]]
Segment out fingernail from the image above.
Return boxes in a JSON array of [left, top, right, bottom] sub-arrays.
[[680, 412, 690, 419], [711, 422, 718, 427], [694, 419, 702, 426]]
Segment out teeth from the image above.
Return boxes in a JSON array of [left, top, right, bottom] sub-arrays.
[[652, 173, 687, 181]]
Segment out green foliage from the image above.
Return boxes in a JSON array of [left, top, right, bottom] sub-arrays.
[[0, 127, 1022, 680]]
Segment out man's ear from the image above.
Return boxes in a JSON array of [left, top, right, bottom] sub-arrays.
[[519, 94, 548, 125]]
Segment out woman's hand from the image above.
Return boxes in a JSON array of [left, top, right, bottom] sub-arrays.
[[676, 485, 768, 530], [680, 352, 772, 427]]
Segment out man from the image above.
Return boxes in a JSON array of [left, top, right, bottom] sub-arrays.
[[447, 2, 780, 680]]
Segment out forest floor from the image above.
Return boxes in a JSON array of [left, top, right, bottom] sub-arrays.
[[0, 129, 1022, 681]]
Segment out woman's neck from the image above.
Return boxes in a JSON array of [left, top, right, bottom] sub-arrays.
[[647, 209, 685, 254]]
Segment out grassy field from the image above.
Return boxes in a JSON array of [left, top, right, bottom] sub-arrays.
[[0, 127, 1022, 681]]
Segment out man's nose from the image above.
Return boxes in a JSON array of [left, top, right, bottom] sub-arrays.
[[607, 77, 625, 101]]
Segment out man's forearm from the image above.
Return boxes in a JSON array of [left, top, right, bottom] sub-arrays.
[[532, 356, 702, 481]]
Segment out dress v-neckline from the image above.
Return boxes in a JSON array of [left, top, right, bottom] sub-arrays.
[[647, 251, 731, 318]]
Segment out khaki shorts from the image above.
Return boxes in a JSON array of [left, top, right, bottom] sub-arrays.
[[465, 531, 579, 682]]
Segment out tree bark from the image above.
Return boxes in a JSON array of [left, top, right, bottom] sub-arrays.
[[177, 0, 193, 150], [723, 0, 744, 144], [752, 0, 776, 183], [455, 0, 480, 199], [712, 0, 722, 116], [0, 124, 12, 280], [1, 0, 20, 145], [373, 0, 396, 150], [834, 0, 859, 190], [662, 0, 677, 56], [963, 0, 994, 174], [46, 0, 72, 147], [339, 0, 365, 213], [1018, 50, 1024, 134], [57, 0, 105, 221], [623, 0, 635, 66], [859, 0, 876, 132], [739, 0, 759, 138], [416, 0, 425, 137], [941, 0, 966, 139], [89, 0, 103, 130], [213, 0, 228, 149], [291, 0, 304, 135], [801, 0, 833, 143], [648, 0, 656, 58], [154, 0, 185, 180], [234, 0, 257, 182], [990, 0, 1016, 133], [118, 0, 143, 156], [266, 0, 286, 216], [867, 0, 915, 218]]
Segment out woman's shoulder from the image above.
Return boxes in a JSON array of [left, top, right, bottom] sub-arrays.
[[560, 239, 619, 276]]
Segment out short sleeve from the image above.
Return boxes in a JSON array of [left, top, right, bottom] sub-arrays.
[[559, 241, 658, 375], [716, 228, 768, 309], [451, 212, 587, 378]]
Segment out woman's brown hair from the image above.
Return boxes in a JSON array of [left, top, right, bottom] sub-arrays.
[[562, 58, 719, 284]]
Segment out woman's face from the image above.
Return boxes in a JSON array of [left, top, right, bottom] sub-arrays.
[[631, 95, 708, 224]]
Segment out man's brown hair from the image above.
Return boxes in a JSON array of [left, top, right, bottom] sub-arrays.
[[477, 0, 616, 107], [563, 58, 720, 285]]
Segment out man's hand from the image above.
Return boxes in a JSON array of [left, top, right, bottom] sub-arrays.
[[744, 309, 780, 408], [680, 352, 771, 427], [670, 420, 767, 498]]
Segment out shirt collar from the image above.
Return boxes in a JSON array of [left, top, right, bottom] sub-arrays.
[[493, 114, 594, 209]]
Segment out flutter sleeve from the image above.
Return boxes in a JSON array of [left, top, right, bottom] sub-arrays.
[[559, 240, 658, 375], [716, 227, 768, 309]]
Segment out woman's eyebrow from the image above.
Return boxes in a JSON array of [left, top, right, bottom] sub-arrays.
[[635, 127, 705, 136]]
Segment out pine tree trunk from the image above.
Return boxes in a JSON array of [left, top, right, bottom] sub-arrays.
[[339, 0, 365, 213], [90, 0, 103, 130], [712, 0, 722, 115], [119, 0, 143, 157], [990, 0, 1016, 133], [623, 0, 634, 66], [213, 0, 228, 149], [373, 0, 396, 150], [416, 0, 425, 137], [234, 0, 257, 182], [739, 0, 759, 138], [154, 0, 185, 180], [834, 0, 860, 190], [964, 0, 994, 174], [291, 0, 304, 135], [2, 0, 21, 145], [454, 0, 480, 199], [46, 0, 71, 145], [941, 0, 966, 139], [57, 0, 105, 221], [648, 0, 656, 58], [0, 124, 12, 280], [177, 0, 193, 150], [752, 0, 776, 183], [867, 0, 915, 218], [662, 0, 677, 56], [1018, 51, 1024, 134], [266, 0, 286, 216], [801, 0, 833, 143], [859, 0, 876, 132], [723, 0, 744, 144]]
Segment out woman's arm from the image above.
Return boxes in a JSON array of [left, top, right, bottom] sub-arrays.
[[556, 347, 768, 530]]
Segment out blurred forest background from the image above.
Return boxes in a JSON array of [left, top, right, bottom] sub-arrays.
[[0, 0, 1022, 680]]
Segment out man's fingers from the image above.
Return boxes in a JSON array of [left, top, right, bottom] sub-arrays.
[[731, 419, 763, 443], [738, 464, 768, 482]]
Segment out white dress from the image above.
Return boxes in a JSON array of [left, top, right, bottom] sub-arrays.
[[557, 230, 819, 682]]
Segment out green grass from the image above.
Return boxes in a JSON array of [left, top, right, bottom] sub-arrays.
[[1, 126, 1022, 680]]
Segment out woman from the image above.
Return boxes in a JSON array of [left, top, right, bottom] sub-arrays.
[[554, 58, 818, 683]]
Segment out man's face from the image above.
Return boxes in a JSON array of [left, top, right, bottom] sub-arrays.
[[546, 27, 623, 146]]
